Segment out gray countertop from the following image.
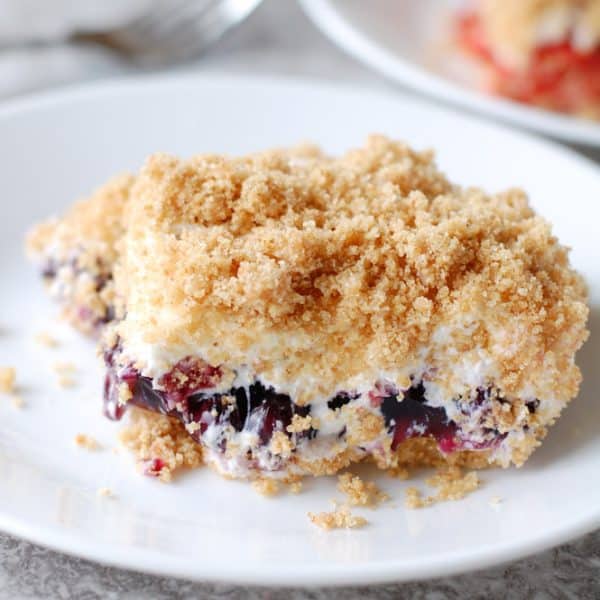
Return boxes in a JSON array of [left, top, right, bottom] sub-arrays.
[[1, 1, 599, 597]]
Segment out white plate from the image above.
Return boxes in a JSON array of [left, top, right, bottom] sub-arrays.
[[0, 74, 598, 586], [300, 0, 600, 146]]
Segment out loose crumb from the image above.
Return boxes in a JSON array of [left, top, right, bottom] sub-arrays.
[[57, 374, 76, 388], [74, 433, 101, 450], [252, 478, 280, 497], [10, 395, 24, 409], [289, 481, 303, 494], [34, 332, 59, 347], [337, 473, 389, 507], [0, 367, 16, 393], [405, 487, 434, 509], [405, 467, 480, 509], [97, 487, 114, 498], [308, 504, 368, 530]]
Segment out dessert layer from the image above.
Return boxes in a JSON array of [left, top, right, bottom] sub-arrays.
[[104, 348, 546, 478]]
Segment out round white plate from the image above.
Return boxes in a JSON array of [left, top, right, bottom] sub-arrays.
[[300, 0, 600, 146], [0, 75, 598, 586]]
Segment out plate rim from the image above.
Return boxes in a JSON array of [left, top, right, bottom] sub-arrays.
[[1, 508, 599, 587], [299, 0, 600, 147], [0, 72, 599, 586]]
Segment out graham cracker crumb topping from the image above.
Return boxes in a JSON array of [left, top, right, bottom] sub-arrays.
[[116, 135, 588, 405]]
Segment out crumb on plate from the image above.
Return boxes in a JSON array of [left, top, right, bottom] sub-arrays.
[[289, 481, 303, 494], [308, 504, 368, 530], [57, 374, 76, 388], [337, 473, 389, 507], [405, 467, 480, 509], [34, 332, 59, 347], [0, 367, 16, 393], [490, 495, 503, 508], [74, 433, 101, 450], [10, 395, 24, 409], [52, 361, 76, 373], [97, 487, 114, 498], [252, 478, 280, 497]]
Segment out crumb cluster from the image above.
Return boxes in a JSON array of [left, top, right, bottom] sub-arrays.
[[252, 478, 280, 497], [308, 504, 368, 530], [337, 473, 389, 507], [404, 467, 480, 509], [119, 407, 203, 482]]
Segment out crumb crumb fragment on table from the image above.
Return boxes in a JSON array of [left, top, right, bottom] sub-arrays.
[[97, 487, 114, 498], [0, 367, 16, 393], [308, 504, 367, 530], [252, 478, 280, 497], [337, 473, 389, 507], [405, 467, 480, 509], [74, 433, 101, 450], [34, 332, 59, 347]]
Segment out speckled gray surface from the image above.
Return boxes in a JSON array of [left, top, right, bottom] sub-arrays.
[[1, 1, 599, 597]]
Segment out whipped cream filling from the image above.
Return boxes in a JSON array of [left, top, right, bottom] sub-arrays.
[[108, 312, 564, 477]]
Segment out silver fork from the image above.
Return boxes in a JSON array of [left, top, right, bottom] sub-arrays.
[[17, 0, 264, 66]]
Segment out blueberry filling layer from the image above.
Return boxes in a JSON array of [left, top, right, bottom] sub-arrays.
[[104, 351, 527, 474]]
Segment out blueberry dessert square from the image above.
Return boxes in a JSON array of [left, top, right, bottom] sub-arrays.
[[102, 136, 588, 480]]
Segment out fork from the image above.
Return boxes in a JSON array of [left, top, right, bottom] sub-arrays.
[[9, 0, 264, 66]]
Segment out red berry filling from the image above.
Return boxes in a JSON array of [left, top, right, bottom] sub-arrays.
[[457, 11, 600, 114]]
